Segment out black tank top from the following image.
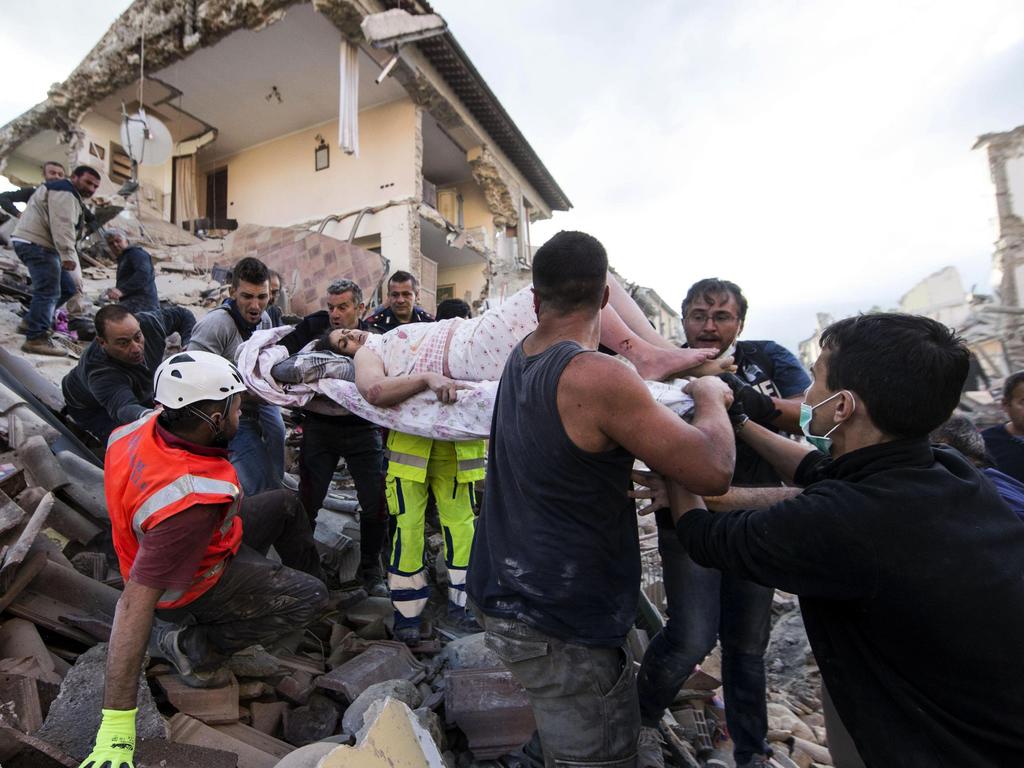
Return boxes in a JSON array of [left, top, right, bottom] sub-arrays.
[[467, 340, 640, 646]]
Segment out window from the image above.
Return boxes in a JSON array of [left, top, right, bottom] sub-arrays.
[[109, 142, 132, 184]]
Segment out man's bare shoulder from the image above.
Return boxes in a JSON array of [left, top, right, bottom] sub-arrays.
[[560, 351, 649, 400]]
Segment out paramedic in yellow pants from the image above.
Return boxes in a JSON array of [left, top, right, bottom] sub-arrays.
[[385, 431, 485, 644]]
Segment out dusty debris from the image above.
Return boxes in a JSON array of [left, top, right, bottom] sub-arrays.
[[444, 667, 535, 760], [318, 697, 447, 768], [341, 678, 422, 734], [315, 640, 426, 702], [35, 643, 167, 761], [158, 673, 241, 725]]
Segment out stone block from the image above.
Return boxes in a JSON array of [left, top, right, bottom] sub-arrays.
[[157, 673, 240, 724], [341, 679, 422, 734], [282, 693, 340, 747], [250, 701, 289, 736]]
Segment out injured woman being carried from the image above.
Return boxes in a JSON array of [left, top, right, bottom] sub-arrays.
[[239, 272, 732, 440]]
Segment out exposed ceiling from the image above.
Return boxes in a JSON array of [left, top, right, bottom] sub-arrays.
[[153, 3, 406, 164], [11, 130, 65, 167], [422, 116, 471, 187], [420, 216, 486, 268], [91, 80, 211, 144]]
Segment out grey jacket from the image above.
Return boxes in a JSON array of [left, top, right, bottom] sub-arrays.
[[11, 180, 84, 262]]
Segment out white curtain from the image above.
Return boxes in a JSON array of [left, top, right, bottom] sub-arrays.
[[174, 154, 199, 224], [339, 39, 360, 156]]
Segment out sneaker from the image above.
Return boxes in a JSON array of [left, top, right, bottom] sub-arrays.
[[393, 624, 421, 646], [21, 336, 67, 357], [439, 607, 482, 636], [157, 626, 232, 688], [361, 567, 389, 598], [637, 726, 665, 768]]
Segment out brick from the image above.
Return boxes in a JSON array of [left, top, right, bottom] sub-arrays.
[[157, 674, 239, 724], [250, 701, 288, 737]]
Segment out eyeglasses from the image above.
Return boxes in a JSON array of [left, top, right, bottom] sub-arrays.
[[685, 311, 739, 325]]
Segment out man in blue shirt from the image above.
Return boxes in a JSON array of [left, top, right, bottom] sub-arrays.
[[982, 371, 1024, 483], [103, 228, 160, 314], [639, 278, 810, 768]]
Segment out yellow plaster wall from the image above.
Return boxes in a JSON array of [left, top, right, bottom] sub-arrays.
[[437, 261, 489, 305], [198, 98, 418, 228]]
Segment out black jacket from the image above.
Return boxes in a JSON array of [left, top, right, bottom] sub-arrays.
[[115, 245, 159, 313], [676, 439, 1024, 767], [62, 307, 195, 440]]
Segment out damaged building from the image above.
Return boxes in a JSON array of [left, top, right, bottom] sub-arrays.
[[0, 0, 572, 313]]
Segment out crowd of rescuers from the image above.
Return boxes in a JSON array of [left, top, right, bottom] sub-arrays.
[[31, 223, 1019, 768]]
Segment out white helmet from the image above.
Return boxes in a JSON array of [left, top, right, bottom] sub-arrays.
[[154, 350, 247, 409]]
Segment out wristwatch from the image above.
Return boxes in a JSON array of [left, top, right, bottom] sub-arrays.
[[732, 413, 750, 433]]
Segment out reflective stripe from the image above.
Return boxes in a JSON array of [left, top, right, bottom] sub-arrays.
[[159, 558, 228, 606], [448, 587, 468, 608], [386, 449, 429, 469], [388, 571, 427, 590], [448, 568, 467, 587], [107, 412, 155, 448], [388, 570, 429, 619], [456, 458, 486, 472], [132, 475, 240, 535], [219, 495, 242, 535]]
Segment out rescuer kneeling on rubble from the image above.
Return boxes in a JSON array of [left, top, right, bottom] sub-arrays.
[[81, 351, 327, 768]]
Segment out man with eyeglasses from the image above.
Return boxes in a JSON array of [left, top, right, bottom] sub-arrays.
[[636, 278, 809, 768], [62, 303, 196, 445]]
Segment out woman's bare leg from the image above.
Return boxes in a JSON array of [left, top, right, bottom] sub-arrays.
[[605, 273, 677, 350], [599, 304, 713, 380]]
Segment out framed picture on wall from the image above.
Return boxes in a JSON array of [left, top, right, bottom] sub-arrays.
[[437, 284, 455, 302]]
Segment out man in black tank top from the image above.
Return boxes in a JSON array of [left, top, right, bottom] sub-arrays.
[[468, 231, 736, 768]]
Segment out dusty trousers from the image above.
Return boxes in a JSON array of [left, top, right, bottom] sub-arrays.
[[156, 490, 328, 667], [481, 612, 639, 768]]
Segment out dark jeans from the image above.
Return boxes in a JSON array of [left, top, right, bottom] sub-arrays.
[[299, 413, 387, 572], [229, 406, 285, 496], [482, 613, 640, 768], [157, 489, 327, 666], [13, 241, 77, 339], [637, 530, 773, 763]]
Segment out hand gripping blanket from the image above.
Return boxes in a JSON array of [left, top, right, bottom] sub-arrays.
[[237, 327, 695, 441]]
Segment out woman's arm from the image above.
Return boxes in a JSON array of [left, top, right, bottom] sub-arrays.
[[354, 348, 465, 406]]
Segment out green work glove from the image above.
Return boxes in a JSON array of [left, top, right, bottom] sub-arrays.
[[79, 708, 137, 768]]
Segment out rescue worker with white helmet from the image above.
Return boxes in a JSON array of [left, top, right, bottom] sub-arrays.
[[81, 351, 328, 768]]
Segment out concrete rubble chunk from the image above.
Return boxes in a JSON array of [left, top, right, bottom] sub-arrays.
[[0, 490, 53, 590], [437, 632, 501, 670], [35, 643, 168, 761], [444, 668, 535, 760], [282, 693, 340, 747], [250, 701, 289, 737], [341, 678, 422, 734], [16, 438, 67, 491], [8, 559, 119, 644], [238, 680, 275, 701], [170, 713, 286, 768], [157, 673, 240, 724], [276, 670, 316, 705], [341, 596, 392, 628], [214, 722, 295, 760], [0, 619, 60, 679], [313, 697, 446, 768], [134, 737, 240, 768], [316, 641, 426, 703]]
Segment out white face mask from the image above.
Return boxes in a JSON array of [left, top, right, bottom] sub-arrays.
[[799, 391, 853, 453]]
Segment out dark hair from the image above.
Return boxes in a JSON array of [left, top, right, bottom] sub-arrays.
[[158, 398, 227, 432], [532, 231, 608, 314], [268, 270, 282, 283], [231, 257, 270, 289], [94, 304, 134, 339], [388, 271, 418, 291], [931, 415, 991, 468], [819, 313, 969, 438], [1002, 371, 1024, 403], [42, 161, 65, 171], [71, 165, 101, 180], [313, 331, 334, 352], [681, 278, 748, 322], [436, 298, 471, 320]]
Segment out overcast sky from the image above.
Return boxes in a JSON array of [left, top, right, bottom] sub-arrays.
[[3, 1, 1023, 351]]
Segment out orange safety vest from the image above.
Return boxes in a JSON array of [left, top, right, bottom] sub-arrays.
[[104, 412, 243, 609]]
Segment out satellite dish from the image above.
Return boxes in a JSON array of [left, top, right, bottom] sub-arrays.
[[119, 110, 172, 165]]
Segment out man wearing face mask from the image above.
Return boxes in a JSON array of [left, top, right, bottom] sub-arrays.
[[638, 278, 809, 768], [83, 351, 328, 768], [665, 313, 1024, 767]]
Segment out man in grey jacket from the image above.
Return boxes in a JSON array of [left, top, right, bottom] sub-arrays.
[[11, 165, 100, 356]]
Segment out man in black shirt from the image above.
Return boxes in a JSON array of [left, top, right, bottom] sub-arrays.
[[102, 228, 160, 314], [279, 279, 387, 595], [640, 279, 810, 768], [62, 304, 195, 443], [669, 313, 1024, 767], [982, 371, 1024, 482], [365, 270, 433, 331]]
